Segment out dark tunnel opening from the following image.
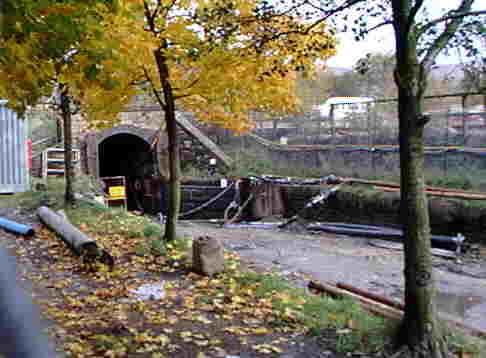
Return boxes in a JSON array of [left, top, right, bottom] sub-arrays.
[[99, 133, 155, 211]]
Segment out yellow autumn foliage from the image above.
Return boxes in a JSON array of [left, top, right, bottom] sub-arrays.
[[77, 0, 336, 133], [1, 0, 336, 133]]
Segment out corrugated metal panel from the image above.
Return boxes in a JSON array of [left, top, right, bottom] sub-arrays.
[[0, 102, 29, 193]]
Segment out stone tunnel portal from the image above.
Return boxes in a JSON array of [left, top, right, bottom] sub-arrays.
[[99, 133, 156, 211]]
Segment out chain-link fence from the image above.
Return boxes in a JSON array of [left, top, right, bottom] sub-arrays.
[[242, 93, 486, 182], [23, 93, 486, 185]]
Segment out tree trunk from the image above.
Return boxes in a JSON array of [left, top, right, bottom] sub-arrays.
[[397, 92, 447, 357], [164, 106, 181, 242], [60, 85, 75, 205], [56, 117, 63, 144], [391, 2, 449, 355], [153, 48, 181, 242], [392, 49, 448, 358]]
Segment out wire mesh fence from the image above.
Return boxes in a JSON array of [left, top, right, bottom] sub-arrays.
[[23, 92, 486, 187], [247, 93, 486, 182]]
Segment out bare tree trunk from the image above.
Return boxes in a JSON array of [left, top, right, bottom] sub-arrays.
[[390, 1, 479, 353], [391, 2, 450, 356], [153, 48, 181, 242], [163, 108, 181, 242], [60, 85, 75, 206], [397, 90, 448, 358], [56, 118, 63, 144]]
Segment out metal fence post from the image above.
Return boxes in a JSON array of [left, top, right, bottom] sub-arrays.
[[330, 104, 335, 138], [444, 108, 450, 177], [462, 95, 467, 148]]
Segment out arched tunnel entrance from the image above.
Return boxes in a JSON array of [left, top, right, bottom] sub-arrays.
[[99, 133, 156, 211]]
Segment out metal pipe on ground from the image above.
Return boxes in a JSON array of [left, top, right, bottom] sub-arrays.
[[0, 217, 35, 236], [307, 222, 464, 252], [37, 207, 114, 268]]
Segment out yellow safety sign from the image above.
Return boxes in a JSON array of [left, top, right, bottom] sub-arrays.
[[108, 186, 126, 198]]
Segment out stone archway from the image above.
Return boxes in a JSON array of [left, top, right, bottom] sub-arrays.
[[83, 125, 169, 211], [84, 125, 168, 179], [98, 133, 152, 178]]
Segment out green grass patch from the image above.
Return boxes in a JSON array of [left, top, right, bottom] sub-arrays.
[[143, 223, 163, 238], [442, 322, 486, 358], [0, 177, 66, 211], [66, 207, 153, 237], [232, 270, 392, 353]]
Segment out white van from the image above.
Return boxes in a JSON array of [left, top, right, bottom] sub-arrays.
[[313, 97, 374, 128]]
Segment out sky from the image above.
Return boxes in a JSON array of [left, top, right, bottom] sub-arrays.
[[325, 1, 486, 69], [326, 30, 395, 69]]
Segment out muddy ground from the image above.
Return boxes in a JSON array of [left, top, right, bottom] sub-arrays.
[[177, 220, 486, 332]]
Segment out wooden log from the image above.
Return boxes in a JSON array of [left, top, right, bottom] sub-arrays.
[[37, 206, 114, 268], [308, 280, 403, 321], [337, 282, 405, 311]]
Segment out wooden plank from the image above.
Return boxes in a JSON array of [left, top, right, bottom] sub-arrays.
[[308, 280, 403, 320], [175, 113, 233, 168], [380, 187, 486, 200], [309, 280, 486, 339]]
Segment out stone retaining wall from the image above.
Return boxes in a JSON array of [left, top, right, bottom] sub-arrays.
[[286, 185, 486, 244]]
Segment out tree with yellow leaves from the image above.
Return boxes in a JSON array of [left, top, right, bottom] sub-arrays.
[[0, 0, 134, 204], [90, 0, 336, 241]]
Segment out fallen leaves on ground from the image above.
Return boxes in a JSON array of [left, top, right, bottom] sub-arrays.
[[7, 211, 317, 358]]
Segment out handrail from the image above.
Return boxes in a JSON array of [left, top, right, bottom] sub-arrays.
[[31, 137, 58, 147]]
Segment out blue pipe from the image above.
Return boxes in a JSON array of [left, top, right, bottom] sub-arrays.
[[0, 217, 35, 236]]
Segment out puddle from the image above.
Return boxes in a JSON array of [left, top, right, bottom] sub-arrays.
[[435, 291, 486, 331], [435, 291, 484, 318], [395, 289, 486, 331]]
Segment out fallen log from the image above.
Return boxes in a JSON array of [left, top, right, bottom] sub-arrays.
[[0, 217, 35, 236], [37, 206, 114, 268]]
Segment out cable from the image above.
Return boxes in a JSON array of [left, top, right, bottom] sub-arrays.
[[178, 182, 235, 218], [223, 193, 254, 225]]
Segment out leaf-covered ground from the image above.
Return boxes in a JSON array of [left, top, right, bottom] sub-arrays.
[[0, 207, 390, 358]]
